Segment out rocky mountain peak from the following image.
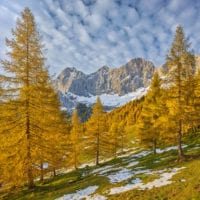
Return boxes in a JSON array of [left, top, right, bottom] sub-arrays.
[[56, 58, 155, 110], [98, 65, 109, 72]]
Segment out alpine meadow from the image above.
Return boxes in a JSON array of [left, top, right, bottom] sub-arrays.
[[0, 2, 200, 200]]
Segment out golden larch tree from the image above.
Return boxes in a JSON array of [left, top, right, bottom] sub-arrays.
[[137, 73, 167, 154], [85, 97, 107, 165], [0, 8, 65, 189], [70, 108, 82, 169], [165, 25, 195, 159]]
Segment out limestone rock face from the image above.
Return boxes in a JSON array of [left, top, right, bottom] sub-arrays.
[[57, 58, 155, 95], [56, 58, 155, 110]]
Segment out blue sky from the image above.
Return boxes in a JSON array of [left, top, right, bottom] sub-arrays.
[[0, 0, 200, 75]]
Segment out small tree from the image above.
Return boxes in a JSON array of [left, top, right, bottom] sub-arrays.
[[137, 73, 167, 154], [70, 108, 82, 169], [85, 97, 106, 165], [165, 25, 195, 159]]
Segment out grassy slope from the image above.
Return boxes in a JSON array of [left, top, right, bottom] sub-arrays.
[[109, 157, 200, 200], [1, 136, 200, 200]]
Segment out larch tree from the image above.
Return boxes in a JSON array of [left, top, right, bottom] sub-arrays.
[[0, 8, 65, 189], [35, 82, 67, 182], [109, 115, 127, 158], [85, 97, 106, 165], [70, 108, 82, 169], [118, 119, 127, 154], [137, 73, 167, 154], [109, 121, 118, 158], [193, 71, 200, 129], [165, 25, 195, 159]]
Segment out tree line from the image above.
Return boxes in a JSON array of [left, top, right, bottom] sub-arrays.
[[0, 8, 199, 191]]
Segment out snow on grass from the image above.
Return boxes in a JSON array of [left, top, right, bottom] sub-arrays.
[[127, 161, 139, 167], [131, 178, 142, 184], [92, 166, 113, 174], [154, 156, 174, 163], [109, 167, 186, 195], [139, 167, 186, 189], [87, 194, 107, 200], [99, 167, 123, 175], [157, 146, 178, 154], [110, 183, 141, 195], [106, 166, 152, 184], [134, 169, 152, 175], [128, 145, 188, 159], [131, 150, 151, 158], [90, 165, 123, 175], [56, 186, 99, 200], [118, 148, 139, 158], [107, 169, 133, 183], [157, 145, 188, 154]]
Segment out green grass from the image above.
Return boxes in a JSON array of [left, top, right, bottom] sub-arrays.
[[109, 159, 200, 200], [1, 134, 200, 200]]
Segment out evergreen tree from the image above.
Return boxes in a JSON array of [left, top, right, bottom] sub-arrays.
[[109, 115, 127, 158], [193, 71, 200, 130], [85, 97, 106, 165], [70, 108, 82, 169], [76, 103, 92, 122], [36, 83, 67, 182], [165, 25, 195, 159], [137, 73, 167, 154], [0, 8, 65, 188], [109, 121, 119, 158]]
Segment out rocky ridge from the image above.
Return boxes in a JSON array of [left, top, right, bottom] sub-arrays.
[[56, 58, 155, 111]]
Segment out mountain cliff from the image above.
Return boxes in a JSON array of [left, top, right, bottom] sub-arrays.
[[56, 58, 155, 110]]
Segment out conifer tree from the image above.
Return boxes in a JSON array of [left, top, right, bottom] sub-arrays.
[[85, 97, 106, 165], [0, 8, 65, 188], [109, 121, 119, 158], [137, 73, 167, 154], [109, 116, 127, 157], [118, 120, 127, 153], [165, 25, 195, 159], [70, 108, 82, 169], [35, 83, 67, 182], [192, 71, 200, 130]]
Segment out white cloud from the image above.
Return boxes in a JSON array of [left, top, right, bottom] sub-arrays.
[[0, 0, 200, 75]]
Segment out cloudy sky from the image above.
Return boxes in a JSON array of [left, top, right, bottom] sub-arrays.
[[0, 0, 200, 75]]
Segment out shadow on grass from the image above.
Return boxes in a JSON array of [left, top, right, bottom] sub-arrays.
[[2, 168, 109, 200], [2, 141, 200, 200]]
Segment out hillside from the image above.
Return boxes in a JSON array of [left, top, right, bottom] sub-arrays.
[[2, 136, 200, 200]]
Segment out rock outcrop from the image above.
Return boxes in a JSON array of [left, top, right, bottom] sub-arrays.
[[56, 58, 155, 110]]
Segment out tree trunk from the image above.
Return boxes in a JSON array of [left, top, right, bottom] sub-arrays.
[[178, 120, 184, 159], [53, 168, 56, 177], [25, 23, 34, 190], [114, 137, 117, 159], [74, 148, 78, 170], [27, 149, 34, 189], [96, 132, 100, 165], [26, 115, 34, 189], [153, 139, 157, 155], [121, 134, 124, 154], [40, 162, 44, 183]]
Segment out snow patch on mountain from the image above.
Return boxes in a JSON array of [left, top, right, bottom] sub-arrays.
[[61, 87, 147, 111]]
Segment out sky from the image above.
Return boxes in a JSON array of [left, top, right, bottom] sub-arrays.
[[0, 0, 200, 75]]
